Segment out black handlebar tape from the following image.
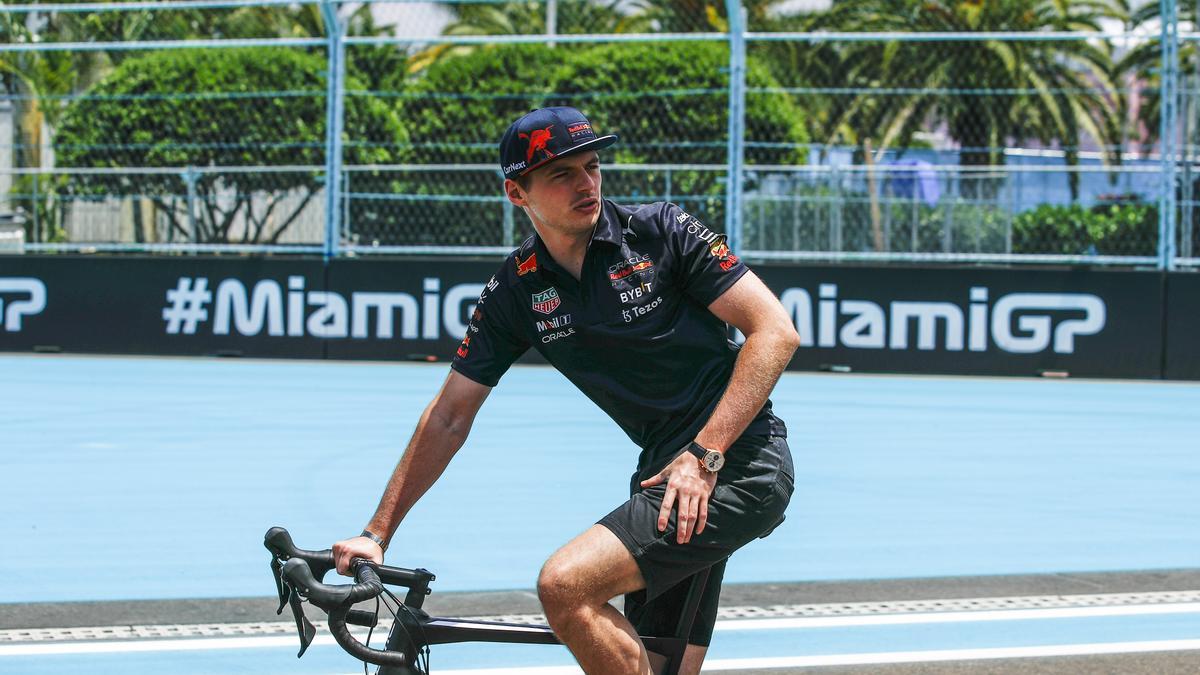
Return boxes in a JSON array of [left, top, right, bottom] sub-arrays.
[[286, 560, 410, 668], [264, 527, 434, 591], [281, 558, 386, 611], [344, 609, 379, 628], [327, 605, 411, 668]]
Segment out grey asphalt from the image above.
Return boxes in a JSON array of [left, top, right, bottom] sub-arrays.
[[4, 569, 1198, 673]]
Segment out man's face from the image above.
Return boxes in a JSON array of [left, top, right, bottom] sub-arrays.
[[506, 151, 603, 235]]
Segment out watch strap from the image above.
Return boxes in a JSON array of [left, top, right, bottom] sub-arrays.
[[686, 441, 722, 472], [360, 529, 387, 551]]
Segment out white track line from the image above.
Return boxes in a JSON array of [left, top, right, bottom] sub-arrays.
[[424, 640, 1200, 674], [713, 601, 1200, 630], [3, 601, 1200, 657], [703, 639, 1200, 670]]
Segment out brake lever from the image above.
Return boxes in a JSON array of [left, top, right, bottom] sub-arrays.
[[272, 555, 316, 657], [288, 585, 317, 658], [270, 557, 289, 615]]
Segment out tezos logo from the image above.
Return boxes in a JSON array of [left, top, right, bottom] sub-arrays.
[[622, 296, 663, 323]]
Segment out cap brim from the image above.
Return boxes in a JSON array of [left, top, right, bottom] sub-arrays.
[[520, 135, 619, 176]]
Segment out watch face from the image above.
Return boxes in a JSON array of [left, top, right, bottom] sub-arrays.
[[704, 451, 724, 472]]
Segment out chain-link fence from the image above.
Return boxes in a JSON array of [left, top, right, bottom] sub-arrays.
[[0, 0, 1196, 267]]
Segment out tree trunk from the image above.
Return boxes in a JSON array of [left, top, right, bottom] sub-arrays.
[[864, 138, 884, 252]]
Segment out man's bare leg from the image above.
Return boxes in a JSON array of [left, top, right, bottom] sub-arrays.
[[538, 525, 651, 674], [648, 642, 708, 675], [679, 645, 708, 674]]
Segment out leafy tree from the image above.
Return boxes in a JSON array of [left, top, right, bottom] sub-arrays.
[[628, 0, 792, 32], [403, 44, 568, 165], [782, 0, 1124, 198], [367, 41, 807, 246], [54, 48, 405, 244], [1114, 0, 1198, 149], [1, 6, 81, 240], [1012, 201, 1157, 255], [553, 40, 807, 165], [552, 40, 808, 225], [408, 0, 644, 73]]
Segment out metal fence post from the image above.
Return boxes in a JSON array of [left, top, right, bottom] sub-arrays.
[[500, 170, 514, 246], [343, 169, 352, 244], [32, 172, 40, 243], [1158, 0, 1180, 270], [724, 0, 747, 252], [320, 0, 346, 260], [182, 166, 198, 242]]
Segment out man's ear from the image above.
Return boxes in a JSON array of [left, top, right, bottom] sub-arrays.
[[504, 179, 527, 207]]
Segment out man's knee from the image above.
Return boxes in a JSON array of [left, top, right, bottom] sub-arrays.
[[537, 526, 644, 618], [537, 553, 579, 611]]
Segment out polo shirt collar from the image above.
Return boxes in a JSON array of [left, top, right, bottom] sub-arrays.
[[530, 200, 624, 281], [590, 200, 623, 246]]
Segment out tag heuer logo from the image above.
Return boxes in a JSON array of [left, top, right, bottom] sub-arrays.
[[532, 288, 561, 315]]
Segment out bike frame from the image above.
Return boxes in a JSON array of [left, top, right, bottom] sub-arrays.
[[265, 527, 710, 675]]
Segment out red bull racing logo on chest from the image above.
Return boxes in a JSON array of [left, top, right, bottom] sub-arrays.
[[516, 252, 538, 276], [520, 125, 557, 164], [608, 254, 654, 283], [532, 287, 561, 315]]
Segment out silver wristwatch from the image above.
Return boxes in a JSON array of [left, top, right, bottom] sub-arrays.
[[685, 441, 725, 473]]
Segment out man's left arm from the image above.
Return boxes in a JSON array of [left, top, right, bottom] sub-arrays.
[[694, 270, 800, 451], [641, 270, 799, 544]]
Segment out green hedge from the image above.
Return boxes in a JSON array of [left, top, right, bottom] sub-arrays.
[[55, 47, 405, 243], [360, 41, 809, 246], [57, 47, 404, 191], [1012, 202, 1158, 256]]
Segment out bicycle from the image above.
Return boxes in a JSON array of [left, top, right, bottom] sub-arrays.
[[265, 526, 713, 675]]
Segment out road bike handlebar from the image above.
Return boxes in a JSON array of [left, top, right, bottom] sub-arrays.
[[265, 526, 435, 669]]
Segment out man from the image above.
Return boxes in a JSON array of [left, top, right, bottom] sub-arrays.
[[333, 106, 799, 674]]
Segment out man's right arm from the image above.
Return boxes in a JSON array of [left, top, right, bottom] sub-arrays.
[[332, 369, 492, 574]]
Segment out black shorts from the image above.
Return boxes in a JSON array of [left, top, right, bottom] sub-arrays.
[[598, 435, 794, 646]]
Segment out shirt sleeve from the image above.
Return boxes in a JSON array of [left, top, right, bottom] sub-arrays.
[[450, 272, 530, 387], [662, 203, 750, 307]]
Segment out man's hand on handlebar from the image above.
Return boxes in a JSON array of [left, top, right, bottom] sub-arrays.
[[333, 536, 384, 576]]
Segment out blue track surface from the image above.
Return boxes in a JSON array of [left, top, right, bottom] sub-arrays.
[[2, 354, 1198, 604]]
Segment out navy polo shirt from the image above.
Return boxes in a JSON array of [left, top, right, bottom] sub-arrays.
[[451, 199, 786, 477]]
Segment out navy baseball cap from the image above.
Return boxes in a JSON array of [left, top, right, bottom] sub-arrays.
[[499, 106, 618, 180]]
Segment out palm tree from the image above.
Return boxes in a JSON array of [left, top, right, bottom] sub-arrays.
[[1, 7, 84, 240], [785, 0, 1125, 198], [629, 0, 793, 32], [1114, 0, 1197, 151], [1115, 0, 1197, 254], [408, 0, 641, 73]]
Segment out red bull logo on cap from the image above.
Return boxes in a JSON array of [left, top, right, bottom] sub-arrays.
[[520, 126, 556, 163]]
